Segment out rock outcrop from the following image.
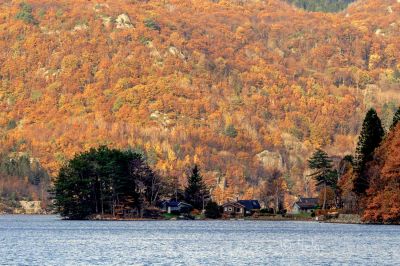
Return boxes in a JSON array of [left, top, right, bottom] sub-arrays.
[[17, 201, 44, 214], [115, 14, 133, 29], [256, 150, 285, 171]]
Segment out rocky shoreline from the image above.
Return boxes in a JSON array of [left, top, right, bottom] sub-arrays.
[[319, 214, 362, 224], [0, 201, 50, 215]]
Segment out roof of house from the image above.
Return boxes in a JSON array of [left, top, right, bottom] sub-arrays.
[[178, 202, 193, 208], [237, 200, 261, 210], [160, 200, 193, 208], [161, 200, 179, 208], [222, 202, 245, 208], [294, 197, 318, 209]]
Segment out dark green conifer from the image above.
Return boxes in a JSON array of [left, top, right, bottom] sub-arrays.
[[353, 108, 384, 194], [184, 165, 209, 210], [205, 201, 221, 219], [308, 148, 334, 210], [224, 124, 238, 138], [15, 2, 38, 25]]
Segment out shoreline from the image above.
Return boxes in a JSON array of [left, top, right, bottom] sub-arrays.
[[0, 213, 358, 224], [3, 213, 398, 225], [4, 212, 400, 225]]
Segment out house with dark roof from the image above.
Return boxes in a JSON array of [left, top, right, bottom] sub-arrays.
[[222, 200, 261, 217], [160, 200, 180, 214], [222, 202, 245, 217], [160, 200, 193, 214], [292, 197, 319, 214], [178, 202, 193, 214], [237, 200, 261, 215]]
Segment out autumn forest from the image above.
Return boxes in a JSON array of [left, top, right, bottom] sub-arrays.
[[0, 0, 399, 221]]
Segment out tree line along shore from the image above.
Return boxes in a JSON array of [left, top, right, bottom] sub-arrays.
[[1, 107, 399, 224], [49, 107, 399, 224]]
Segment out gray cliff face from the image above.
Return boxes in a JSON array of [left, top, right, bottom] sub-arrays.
[[256, 150, 285, 171]]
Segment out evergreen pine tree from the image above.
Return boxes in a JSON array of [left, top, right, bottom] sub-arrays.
[[205, 201, 221, 219], [353, 108, 384, 194], [224, 124, 238, 138], [184, 165, 209, 210], [308, 148, 334, 210], [390, 107, 400, 130]]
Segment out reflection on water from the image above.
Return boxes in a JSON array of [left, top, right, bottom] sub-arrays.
[[0, 215, 399, 265]]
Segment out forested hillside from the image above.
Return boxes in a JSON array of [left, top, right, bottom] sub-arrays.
[[363, 124, 400, 223], [286, 0, 355, 12], [0, 0, 399, 207], [338, 111, 400, 224], [0, 153, 49, 211]]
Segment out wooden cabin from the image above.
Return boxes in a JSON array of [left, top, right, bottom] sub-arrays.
[[292, 197, 318, 214], [222, 202, 245, 217]]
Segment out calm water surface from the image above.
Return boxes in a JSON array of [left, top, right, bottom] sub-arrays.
[[0, 215, 399, 265]]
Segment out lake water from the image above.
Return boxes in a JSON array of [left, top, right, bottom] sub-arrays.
[[0, 215, 399, 265]]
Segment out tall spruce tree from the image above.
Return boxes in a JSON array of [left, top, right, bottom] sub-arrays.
[[184, 165, 209, 210], [353, 108, 384, 195], [308, 149, 334, 210], [390, 107, 400, 130]]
